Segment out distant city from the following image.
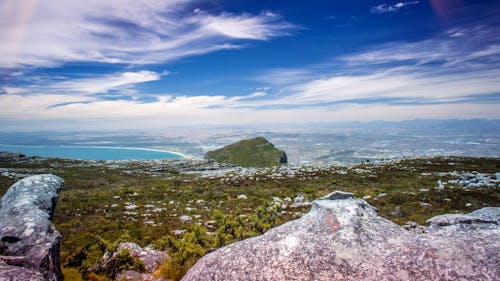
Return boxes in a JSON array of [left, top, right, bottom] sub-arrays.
[[0, 119, 498, 166]]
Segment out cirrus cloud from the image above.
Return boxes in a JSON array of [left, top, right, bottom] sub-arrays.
[[0, 0, 295, 68], [51, 70, 163, 95], [371, 1, 420, 14]]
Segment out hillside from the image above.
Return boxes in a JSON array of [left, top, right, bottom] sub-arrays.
[[0, 154, 499, 280], [204, 137, 287, 168]]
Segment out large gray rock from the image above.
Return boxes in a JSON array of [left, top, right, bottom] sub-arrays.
[[0, 175, 64, 281], [182, 191, 500, 281]]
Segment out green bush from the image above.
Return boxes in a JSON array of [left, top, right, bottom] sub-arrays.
[[158, 225, 213, 281], [304, 187, 314, 193], [64, 234, 144, 280], [100, 249, 145, 280]]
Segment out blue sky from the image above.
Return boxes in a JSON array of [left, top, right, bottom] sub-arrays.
[[1, 0, 499, 131]]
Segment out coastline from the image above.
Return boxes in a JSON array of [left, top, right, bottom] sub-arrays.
[[0, 143, 187, 160]]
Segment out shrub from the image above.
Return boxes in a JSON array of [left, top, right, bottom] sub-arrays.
[[64, 234, 144, 280], [62, 268, 84, 281], [64, 247, 87, 268], [304, 186, 314, 193], [100, 248, 145, 280], [158, 225, 214, 281], [86, 273, 110, 281]]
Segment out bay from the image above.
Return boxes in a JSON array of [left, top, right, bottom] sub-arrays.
[[0, 144, 183, 160]]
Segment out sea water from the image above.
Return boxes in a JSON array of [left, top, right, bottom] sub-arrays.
[[0, 144, 183, 160]]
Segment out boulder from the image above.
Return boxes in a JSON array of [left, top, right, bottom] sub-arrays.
[[0, 175, 64, 281], [182, 191, 499, 281], [112, 242, 168, 281], [118, 242, 167, 272], [0, 264, 45, 281]]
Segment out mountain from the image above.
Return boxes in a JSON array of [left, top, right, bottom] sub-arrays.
[[204, 136, 287, 168]]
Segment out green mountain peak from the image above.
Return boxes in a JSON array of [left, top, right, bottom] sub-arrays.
[[204, 137, 287, 168]]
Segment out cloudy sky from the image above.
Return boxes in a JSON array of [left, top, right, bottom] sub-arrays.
[[1, 0, 499, 131]]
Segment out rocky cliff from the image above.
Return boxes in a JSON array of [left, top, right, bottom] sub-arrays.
[[182, 191, 499, 281], [0, 174, 64, 281], [205, 137, 287, 168]]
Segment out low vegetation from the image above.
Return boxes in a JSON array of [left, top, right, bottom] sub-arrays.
[[0, 155, 498, 280]]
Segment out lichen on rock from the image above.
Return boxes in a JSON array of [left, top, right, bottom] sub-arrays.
[[0, 174, 64, 281]]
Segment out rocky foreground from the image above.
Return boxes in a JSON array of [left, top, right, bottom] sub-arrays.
[[0, 175, 64, 281], [183, 191, 500, 281], [0, 174, 499, 280]]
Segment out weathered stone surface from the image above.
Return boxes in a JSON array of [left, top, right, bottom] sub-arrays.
[[402, 221, 427, 234], [113, 242, 168, 281], [0, 175, 64, 281], [182, 191, 500, 281], [117, 242, 167, 272], [0, 264, 45, 281], [118, 270, 167, 281]]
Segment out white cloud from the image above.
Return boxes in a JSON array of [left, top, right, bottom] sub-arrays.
[[231, 91, 267, 101], [343, 27, 500, 68], [0, 93, 91, 119], [2, 35, 498, 129], [247, 91, 267, 98], [0, 0, 295, 67], [282, 68, 500, 105], [2, 87, 28, 95], [1, 20, 499, 130], [250, 25, 500, 108], [255, 68, 314, 85], [371, 1, 419, 14], [51, 70, 162, 95], [0, 92, 498, 131], [199, 12, 293, 40]]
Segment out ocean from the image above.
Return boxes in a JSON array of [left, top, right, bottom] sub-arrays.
[[0, 144, 183, 160]]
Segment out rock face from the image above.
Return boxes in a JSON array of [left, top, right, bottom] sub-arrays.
[[0, 174, 64, 281], [205, 137, 287, 168], [182, 191, 500, 281]]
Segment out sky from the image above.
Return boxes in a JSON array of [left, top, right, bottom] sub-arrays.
[[0, 0, 499, 131]]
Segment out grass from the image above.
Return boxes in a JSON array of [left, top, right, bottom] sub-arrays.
[[0, 155, 498, 280]]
